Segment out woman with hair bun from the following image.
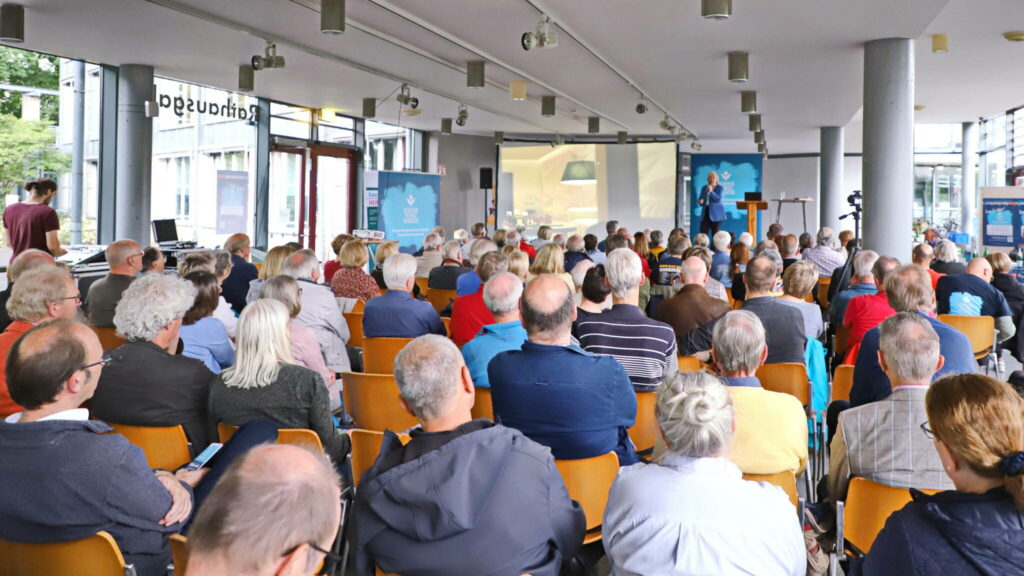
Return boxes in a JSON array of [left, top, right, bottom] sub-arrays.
[[2, 178, 66, 258], [854, 373, 1024, 575], [603, 371, 805, 575]]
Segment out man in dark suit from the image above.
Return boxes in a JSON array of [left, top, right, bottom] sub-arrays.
[[698, 172, 726, 236], [221, 233, 259, 314]]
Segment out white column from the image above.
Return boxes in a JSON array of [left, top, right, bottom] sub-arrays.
[[115, 64, 154, 244], [819, 126, 845, 232], [961, 121, 979, 246]]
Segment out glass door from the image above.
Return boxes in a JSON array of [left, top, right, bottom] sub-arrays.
[[268, 146, 306, 247]]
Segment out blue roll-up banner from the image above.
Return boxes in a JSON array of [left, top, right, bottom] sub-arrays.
[[690, 154, 764, 239], [371, 171, 441, 254]]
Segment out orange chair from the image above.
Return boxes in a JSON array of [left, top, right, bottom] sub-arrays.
[[344, 312, 365, 348], [938, 314, 997, 361], [362, 337, 414, 374], [834, 323, 850, 363], [427, 289, 457, 313], [170, 534, 189, 576], [349, 429, 411, 488], [0, 531, 135, 576], [415, 277, 430, 295], [838, 477, 939, 555], [105, 422, 191, 471], [217, 423, 324, 452], [471, 387, 493, 420], [351, 299, 366, 313], [678, 355, 703, 372], [832, 364, 855, 403], [90, 326, 126, 350], [744, 471, 799, 507], [556, 452, 619, 545], [627, 392, 657, 457], [341, 372, 420, 432], [818, 277, 832, 310], [755, 362, 811, 407], [441, 316, 452, 338]]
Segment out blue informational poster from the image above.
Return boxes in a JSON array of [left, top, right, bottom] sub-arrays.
[[982, 198, 1024, 247], [690, 154, 764, 239], [375, 171, 441, 254]]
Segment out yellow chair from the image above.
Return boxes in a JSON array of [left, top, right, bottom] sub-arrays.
[[0, 531, 135, 576], [427, 288, 457, 313], [106, 422, 191, 471], [217, 423, 324, 452], [743, 471, 799, 507], [350, 429, 411, 488], [556, 452, 619, 545], [471, 387, 493, 420], [362, 337, 414, 374], [832, 364, 855, 403], [341, 372, 420, 432], [834, 323, 850, 362], [678, 355, 704, 372], [755, 362, 811, 407], [415, 277, 430, 295], [938, 314, 997, 360], [351, 299, 366, 314], [818, 277, 832, 310], [839, 477, 939, 555], [90, 326, 126, 350], [170, 534, 189, 576], [627, 392, 657, 457], [344, 312, 365, 348]]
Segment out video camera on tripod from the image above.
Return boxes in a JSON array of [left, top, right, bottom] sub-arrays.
[[839, 190, 863, 245]]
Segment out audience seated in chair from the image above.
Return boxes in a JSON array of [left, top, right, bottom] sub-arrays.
[[284, 249, 351, 373], [801, 227, 847, 277], [351, 334, 585, 576], [179, 271, 235, 375], [684, 246, 729, 304], [91, 273, 216, 449], [220, 233, 259, 315], [415, 232, 445, 279], [912, 242, 943, 291], [930, 239, 967, 276], [246, 244, 299, 305], [363, 253, 446, 339], [450, 252, 509, 346], [428, 239, 473, 291], [936, 257, 1016, 343], [460, 272, 527, 389], [828, 250, 880, 327], [604, 371, 805, 576], [843, 256, 900, 349], [84, 240, 142, 328], [0, 267, 79, 417], [850, 374, 1024, 575], [456, 238, 499, 296], [775, 260, 825, 340], [0, 248, 55, 331], [654, 255, 730, 348], [490, 274, 639, 465], [186, 444, 341, 576], [330, 240, 381, 302]]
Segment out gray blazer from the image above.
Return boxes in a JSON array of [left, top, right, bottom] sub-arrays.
[[295, 279, 351, 373]]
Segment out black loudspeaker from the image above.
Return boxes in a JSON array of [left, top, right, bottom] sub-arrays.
[[479, 167, 493, 190]]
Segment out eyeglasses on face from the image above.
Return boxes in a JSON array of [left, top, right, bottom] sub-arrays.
[[282, 541, 342, 564], [920, 421, 935, 440], [80, 356, 113, 371], [58, 294, 82, 304]]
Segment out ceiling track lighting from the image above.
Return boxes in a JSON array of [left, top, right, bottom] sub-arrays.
[[617, 131, 628, 145], [757, 142, 767, 154], [931, 33, 949, 53], [456, 104, 469, 127], [728, 51, 749, 83], [588, 117, 600, 134], [395, 84, 418, 110], [1005, 31, 1024, 42], [541, 95, 556, 117], [0, 3, 24, 43], [740, 90, 757, 114], [691, 140, 703, 151], [748, 113, 761, 132], [754, 130, 764, 144], [509, 80, 527, 101], [494, 131, 504, 145], [635, 94, 648, 114], [701, 0, 732, 20], [238, 65, 254, 93], [362, 97, 376, 119], [522, 15, 558, 51], [659, 115, 672, 131], [252, 41, 285, 71], [144, 84, 160, 118], [320, 0, 345, 35], [440, 118, 452, 135], [467, 61, 485, 88]]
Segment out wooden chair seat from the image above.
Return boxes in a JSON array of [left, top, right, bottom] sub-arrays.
[[350, 428, 411, 488], [90, 326, 126, 350], [678, 355, 704, 372], [832, 364, 854, 403], [105, 422, 191, 471], [743, 470, 799, 507], [170, 534, 189, 576], [415, 277, 430, 295], [344, 312, 365, 348], [341, 372, 420, 432], [841, 477, 939, 554], [556, 452, 619, 545], [217, 423, 324, 452], [627, 391, 657, 456], [427, 289, 457, 313], [938, 314, 996, 360], [0, 531, 135, 576], [755, 362, 811, 407], [362, 337, 414, 374]]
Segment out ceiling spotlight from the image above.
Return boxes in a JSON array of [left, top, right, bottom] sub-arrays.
[[522, 15, 558, 51], [251, 41, 285, 71], [396, 84, 419, 109], [675, 132, 687, 143], [553, 134, 565, 146], [441, 118, 452, 135], [509, 80, 527, 101], [740, 90, 757, 114], [701, 0, 732, 20], [467, 61, 485, 88], [758, 142, 767, 154], [659, 115, 672, 130], [617, 131, 628, 145], [362, 98, 376, 119], [321, 0, 345, 35], [588, 116, 600, 134], [635, 95, 648, 114], [691, 140, 703, 151], [728, 51, 749, 82], [1005, 31, 1024, 42], [748, 113, 761, 132], [144, 84, 159, 118], [0, 3, 24, 43], [495, 131, 504, 145], [931, 33, 949, 53], [238, 65, 254, 92], [455, 104, 469, 127], [541, 95, 556, 117], [754, 130, 764, 144]]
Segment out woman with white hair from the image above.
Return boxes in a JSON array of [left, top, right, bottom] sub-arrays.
[[603, 371, 805, 575], [208, 299, 344, 461], [931, 239, 967, 275]]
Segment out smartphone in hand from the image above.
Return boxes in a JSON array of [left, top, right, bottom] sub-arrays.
[[184, 443, 223, 471]]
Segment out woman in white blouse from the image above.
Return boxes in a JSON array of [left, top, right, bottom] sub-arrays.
[[603, 371, 805, 576]]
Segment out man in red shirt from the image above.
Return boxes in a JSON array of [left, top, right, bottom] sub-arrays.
[[450, 252, 509, 346], [912, 243, 943, 291], [2, 178, 66, 258], [844, 256, 900, 350], [507, 230, 536, 261]]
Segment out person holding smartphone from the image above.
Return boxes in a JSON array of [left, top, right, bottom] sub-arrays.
[[698, 171, 726, 237]]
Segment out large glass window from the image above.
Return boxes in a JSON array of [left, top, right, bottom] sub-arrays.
[[171, 157, 191, 218], [366, 119, 412, 171]]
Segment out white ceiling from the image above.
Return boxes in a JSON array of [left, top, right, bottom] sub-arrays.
[[8, 0, 1023, 154]]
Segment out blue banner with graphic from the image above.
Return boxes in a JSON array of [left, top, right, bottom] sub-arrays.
[[982, 198, 1024, 247], [690, 154, 764, 239], [376, 171, 441, 254]]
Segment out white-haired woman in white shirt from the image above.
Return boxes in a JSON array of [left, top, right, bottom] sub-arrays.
[[603, 371, 805, 576]]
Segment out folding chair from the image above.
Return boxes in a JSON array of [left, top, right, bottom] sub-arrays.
[[471, 387, 494, 420], [217, 423, 324, 452], [341, 372, 420, 432], [832, 364, 854, 403], [90, 326, 126, 350], [836, 477, 939, 557], [743, 470, 799, 507], [555, 452, 619, 545], [754, 362, 820, 493], [427, 289, 457, 313], [0, 531, 137, 576], [105, 422, 191, 471], [678, 355, 704, 372], [627, 391, 657, 458], [170, 534, 189, 576], [348, 429, 411, 488], [818, 277, 832, 310], [414, 277, 430, 296], [937, 314, 998, 374], [362, 337, 414, 374], [344, 312, 365, 349]]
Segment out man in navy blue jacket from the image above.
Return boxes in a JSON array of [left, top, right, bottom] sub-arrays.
[[220, 233, 259, 315], [0, 321, 203, 576]]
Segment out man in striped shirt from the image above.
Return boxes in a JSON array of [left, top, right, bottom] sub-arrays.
[[573, 248, 678, 392]]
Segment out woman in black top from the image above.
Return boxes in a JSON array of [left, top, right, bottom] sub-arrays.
[[931, 239, 967, 275], [988, 252, 1024, 319]]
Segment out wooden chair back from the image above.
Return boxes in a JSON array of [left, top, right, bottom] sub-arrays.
[[170, 534, 189, 576], [834, 323, 850, 360], [0, 531, 133, 576], [427, 289, 457, 313], [678, 355, 703, 372], [555, 452, 619, 545], [90, 326, 126, 350], [833, 364, 855, 403], [415, 277, 430, 295], [351, 299, 366, 313], [441, 316, 452, 338], [844, 477, 938, 554], [755, 362, 811, 406], [362, 337, 414, 374], [344, 312, 365, 348], [341, 372, 420, 432], [938, 314, 996, 359], [350, 429, 411, 488], [217, 423, 324, 452], [743, 471, 799, 507], [106, 422, 191, 471], [818, 277, 832, 309], [471, 387, 493, 420], [627, 392, 658, 456]]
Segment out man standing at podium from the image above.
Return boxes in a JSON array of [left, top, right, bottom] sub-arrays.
[[698, 172, 725, 236]]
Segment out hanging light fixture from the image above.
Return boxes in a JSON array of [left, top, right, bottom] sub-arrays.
[[509, 81, 527, 101], [931, 34, 949, 53], [541, 95, 556, 117], [617, 131, 628, 145], [588, 117, 600, 134], [238, 65, 255, 92], [0, 3, 24, 43], [362, 98, 376, 119], [467, 61, 485, 88], [494, 131, 504, 145], [320, 0, 345, 34], [748, 113, 761, 132], [701, 0, 732, 20], [561, 161, 597, 185], [740, 90, 757, 114], [440, 118, 452, 135], [757, 142, 767, 154], [728, 51, 749, 82], [754, 129, 764, 144]]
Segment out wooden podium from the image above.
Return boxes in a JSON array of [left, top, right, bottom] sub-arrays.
[[736, 200, 768, 237]]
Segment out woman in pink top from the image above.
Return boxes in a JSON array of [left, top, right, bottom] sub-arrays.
[[257, 275, 339, 409]]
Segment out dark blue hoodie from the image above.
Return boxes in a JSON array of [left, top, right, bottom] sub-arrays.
[[351, 423, 585, 576], [852, 488, 1024, 575]]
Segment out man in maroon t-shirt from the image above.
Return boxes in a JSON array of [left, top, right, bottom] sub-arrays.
[[3, 179, 66, 258]]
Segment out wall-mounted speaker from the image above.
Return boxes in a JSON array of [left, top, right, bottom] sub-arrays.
[[480, 167, 493, 190]]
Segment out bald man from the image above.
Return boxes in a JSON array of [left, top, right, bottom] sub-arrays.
[[489, 274, 638, 465], [937, 257, 1016, 342], [654, 256, 731, 347], [912, 242, 943, 290], [187, 445, 341, 576], [0, 248, 56, 331], [84, 239, 142, 327]]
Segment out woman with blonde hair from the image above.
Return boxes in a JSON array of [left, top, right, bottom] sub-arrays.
[[505, 250, 529, 282], [857, 373, 1024, 573], [370, 241, 399, 289], [330, 240, 381, 302], [325, 233, 355, 283], [527, 243, 574, 292], [208, 298, 344, 461], [988, 251, 1024, 320], [259, 275, 336, 399], [492, 229, 508, 248], [245, 244, 299, 304], [776, 261, 823, 338]]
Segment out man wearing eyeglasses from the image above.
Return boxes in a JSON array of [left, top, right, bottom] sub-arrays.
[[84, 239, 143, 328], [0, 266, 81, 417]]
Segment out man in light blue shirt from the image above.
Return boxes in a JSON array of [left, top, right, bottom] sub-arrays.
[[461, 272, 527, 388], [456, 238, 498, 296]]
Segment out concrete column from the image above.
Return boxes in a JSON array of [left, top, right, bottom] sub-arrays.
[[961, 121, 979, 246], [115, 64, 154, 244], [819, 126, 845, 232], [862, 38, 915, 260], [69, 60, 85, 244]]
